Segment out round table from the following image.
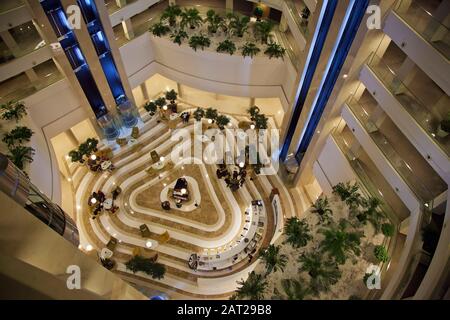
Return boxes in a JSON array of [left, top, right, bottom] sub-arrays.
[[101, 160, 112, 171], [103, 198, 113, 210], [152, 160, 165, 170]]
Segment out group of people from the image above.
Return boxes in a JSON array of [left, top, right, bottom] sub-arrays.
[[88, 187, 121, 219], [216, 164, 247, 192]]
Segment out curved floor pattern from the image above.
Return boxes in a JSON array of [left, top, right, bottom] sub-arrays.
[[72, 103, 299, 298]]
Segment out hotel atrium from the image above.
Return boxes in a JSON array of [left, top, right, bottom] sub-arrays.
[[0, 0, 449, 300]]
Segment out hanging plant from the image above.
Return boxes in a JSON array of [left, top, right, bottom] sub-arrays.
[[241, 42, 261, 58], [1, 101, 27, 122], [2, 126, 34, 147], [216, 39, 236, 55], [7, 145, 35, 170], [170, 29, 188, 45], [150, 22, 170, 37]]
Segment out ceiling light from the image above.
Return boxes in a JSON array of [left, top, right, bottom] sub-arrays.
[[86, 244, 93, 251], [146, 240, 152, 248], [90, 154, 97, 160]]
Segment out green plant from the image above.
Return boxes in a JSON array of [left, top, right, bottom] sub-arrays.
[[150, 22, 170, 37], [359, 197, 385, 233], [205, 107, 218, 122], [78, 137, 98, 158], [7, 145, 35, 170], [254, 20, 274, 44], [160, 4, 181, 27], [235, 271, 267, 300], [144, 101, 158, 116], [216, 114, 230, 130], [254, 6, 264, 20], [216, 39, 236, 55], [170, 29, 188, 45], [373, 245, 389, 263], [219, 13, 236, 37], [381, 223, 395, 237], [332, 182, 362, 209], [193, 107, 205, 121], [180, 8, 203, 29], [241, 42, 261, 58], [165, 89, 177, 104], [254, 113, 268, 129], [1, 101, 27, 122], [188, 34, 211, 51], [319, 220, 363, 265], [69, 150, 83, 163], [125, 255, 166, 279], [281, 278, 310, 300], [231, 15, 250, 37], [2, 126, 34, 147], [283, 217, 312, 248], [298, 251, 341, 295], [259, 244, 287, 275], [247, 106, 260, 121], [155, 96, 167, 108], [312, 196, 333, 225], [205, 9, 222, 34], [264, 42, 286, 59]]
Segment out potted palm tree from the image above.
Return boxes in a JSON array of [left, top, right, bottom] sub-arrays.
[[247, 106, 260, 121], [234, 271, 267, 300], [144, 101, 158, 116], [165, 89, 178, 112], [7, 145, 35, 170], [319, 220, 363, 265], [160, 4, 181, 27], [241, 42, 261, 58], [311, 196, 333, 225], [216, 39, 236, 55], [170, 29, 188, 45], [189, 34, 211, 51], [216, 114, 230, 130], [155, 96, 167, 109], [373, 245, 389, 263], [254, 20, 274, 44], [281, 278, 311, 300], [283, 217, 312, 248], [264, 42, 286, 59], [259, 244, 287, 275], [69, 150, 83, 163], [193, 107, 205, 122], [298, 251, 341, 295], [205, 107, 218, 123], [1, 101, 27, 122], [358, 197, 385, 233], [180, 8, 203, 30], [253, 5, 264, 21], [2, 126, 34, 147], [231, 15, 250, 37], [205, 9, 222, 34], [254, 113, 268, 129], [150, 22, 170, 37], [332, 182, 362, 209]]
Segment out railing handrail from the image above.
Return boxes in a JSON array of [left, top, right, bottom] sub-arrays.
[[395, 0, 450, 31], [345, 96, 436, 204]]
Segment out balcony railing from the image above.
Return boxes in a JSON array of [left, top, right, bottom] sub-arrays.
[[366, 53, 450, 157], [0, 0, 24, 14], [394, 0, 450, 59], [0, 68, 64, 104], [346, 96, 436, 203]]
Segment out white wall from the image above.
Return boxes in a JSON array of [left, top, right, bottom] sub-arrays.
[[119, 33, 295, 111]]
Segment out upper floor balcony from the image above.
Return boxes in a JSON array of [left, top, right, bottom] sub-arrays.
[[384, 0, 450, 93]]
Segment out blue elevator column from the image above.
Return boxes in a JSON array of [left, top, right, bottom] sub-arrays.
[[295, 0, 370, 163], [77, 0, 139, 128], [40, 0, 120, 140]]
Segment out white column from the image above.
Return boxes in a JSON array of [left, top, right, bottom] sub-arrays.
[[249, 97, 255, 107], [226, 0, 233, 12], [176, 82, 183, 99], [140, 83, 149, 101], [279, 14, 288, 32], [121, 18, 134, 40]]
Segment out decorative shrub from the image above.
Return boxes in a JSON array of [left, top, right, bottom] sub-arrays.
[[165, 89, 178, 103], [241, 42, 261, 58], [2, 126, 34, 147], [264, 42, 286, 59], [151, 22, 170, 37], [180, 8, 203, 29], [0, 101, 27, 122], [125, 255, 166, 279], [144, 101, 158, 116], [160, 4, 181, 27], [216, 39, 236, 55], [216, 114, 230, 129], [7, 145, 35, 170], [381, 223, 395, 237], [373, 245, 389, 263], [189, 34, 211, 51], [170, 29, 188, 45], [193, 107, 205, 121]]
